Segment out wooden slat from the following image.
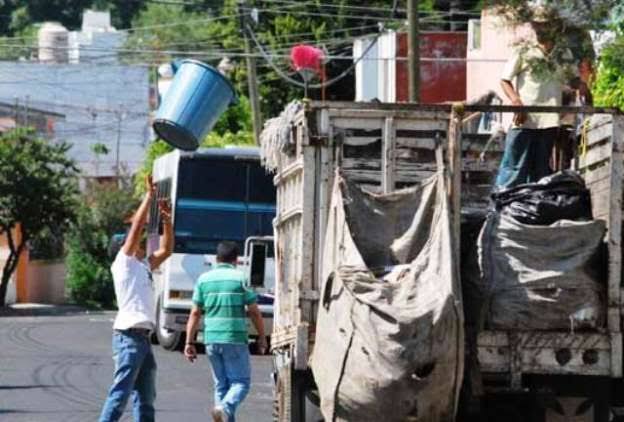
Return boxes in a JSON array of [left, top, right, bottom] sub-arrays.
[[582, 164, 611, 186], [587, 120, 614, 147], [395, 118, 448, 131], [343, 136, 381, 147], [607, 116, 624, 341], [327, 107, 451, 121], [577, 141, 612, 169], [342, 157, 381, 171], [390, 136, 505, 153], [590, 185, 612, 220], [382, 116, 395, 193], [341, 169, 382, 184], [331, 116, 383, 130], [588, 113, 614, 131]]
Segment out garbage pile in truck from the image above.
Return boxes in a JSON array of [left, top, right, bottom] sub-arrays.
[[468, 171, 606, 331]]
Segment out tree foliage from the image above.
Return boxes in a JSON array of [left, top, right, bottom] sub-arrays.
[[124, 0, 448, 117], [66, 179, 137, 308], [594, 31, 624, 110], [0, 0, 148, 36], [486, 0, 616, 29], [0, 129, 79, 306]]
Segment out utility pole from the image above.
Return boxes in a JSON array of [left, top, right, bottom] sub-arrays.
[[450, 0, 462, 31], [238, 0, 262, 146], [407, 0, 420, 102]]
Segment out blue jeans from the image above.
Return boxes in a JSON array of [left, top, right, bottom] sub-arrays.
[[495, 127, 557, 189], [207, 343, 251, 422], [99, 331, 157, 422]]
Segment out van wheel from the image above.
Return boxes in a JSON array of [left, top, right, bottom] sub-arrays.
[[155, 296, 184, 351]]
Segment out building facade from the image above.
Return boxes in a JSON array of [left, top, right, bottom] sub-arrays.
[[0, 10, 150, 179]]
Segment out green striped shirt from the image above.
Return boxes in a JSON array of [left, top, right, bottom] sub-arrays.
[[192, 263, 257, 344]]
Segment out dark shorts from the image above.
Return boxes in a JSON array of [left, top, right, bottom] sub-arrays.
[[495, 127, 558, 189]]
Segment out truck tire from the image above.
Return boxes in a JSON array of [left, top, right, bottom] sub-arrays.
[[156, 296, 184, 351]]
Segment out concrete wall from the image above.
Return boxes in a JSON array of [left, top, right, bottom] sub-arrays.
[[25, 260, 67, 304], [1, 230, 67, 305], [466, 9, 533, 102]]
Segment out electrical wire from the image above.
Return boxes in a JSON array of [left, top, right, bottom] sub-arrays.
[[245, 22, 385, 89], [257, 9, 404, 23], [0, 41, 510, 63]]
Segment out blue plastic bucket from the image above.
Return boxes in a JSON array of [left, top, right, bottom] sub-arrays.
[[153, 60, 237, 151]]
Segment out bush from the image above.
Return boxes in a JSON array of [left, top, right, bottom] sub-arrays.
[[29, 227, 65, 261], [65, 180, 137, 309], [593, 34, 624, 110]]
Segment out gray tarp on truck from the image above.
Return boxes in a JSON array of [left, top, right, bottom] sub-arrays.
[[476, 212, 606, 330], [311, 171, 464, 422]]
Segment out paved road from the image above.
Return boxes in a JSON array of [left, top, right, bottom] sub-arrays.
[[0, 310, 274, 422]]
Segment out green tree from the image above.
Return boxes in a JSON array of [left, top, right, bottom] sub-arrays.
[[66, 179, 137, 308], [125, 0, 444, 118], [0, 129, 79, 306], [0, 0, 147, 36], [0, 24, 38, 61], [594, 38, 624, 110], [593, 12, 624, 110]]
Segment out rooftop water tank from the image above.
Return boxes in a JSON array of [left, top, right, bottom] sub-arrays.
[[38, 22, 69, 63]]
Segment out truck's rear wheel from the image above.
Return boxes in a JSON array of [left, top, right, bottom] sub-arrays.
[[156, 296, 184, 351]]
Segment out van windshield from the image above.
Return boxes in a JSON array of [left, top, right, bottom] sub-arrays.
[[174, 156, 275, 255]]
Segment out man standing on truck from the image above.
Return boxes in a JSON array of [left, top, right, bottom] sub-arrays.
[[99, 176, 173, 422], [184, 241, 267, 422], [495, 5, 578, 189]]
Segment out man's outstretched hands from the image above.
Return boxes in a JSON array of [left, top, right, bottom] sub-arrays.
[[158, 198, 171, 224], [145, 174, 156, 198]]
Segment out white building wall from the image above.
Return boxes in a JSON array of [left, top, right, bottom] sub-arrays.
[[466, 9, 533, 127], [354, 31, 397, 103]]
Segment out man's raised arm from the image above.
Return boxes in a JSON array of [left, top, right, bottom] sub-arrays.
[[149, 199, 173, 271], [122, 175, 155, 256]]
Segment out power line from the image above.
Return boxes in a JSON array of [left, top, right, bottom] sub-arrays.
[[262, 9, 405, 23], [151, 22, 382, 49], [245, 22, 382, 89], [0, 41, 510, 63]]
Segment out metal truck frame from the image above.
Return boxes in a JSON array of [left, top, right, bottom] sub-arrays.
[[267, 101, 624, 421]]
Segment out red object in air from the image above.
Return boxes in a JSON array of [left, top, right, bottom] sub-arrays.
[[290, 44, 324, 78]]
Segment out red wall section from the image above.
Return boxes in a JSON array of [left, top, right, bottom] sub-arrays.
[[396, 31, 467, 103]]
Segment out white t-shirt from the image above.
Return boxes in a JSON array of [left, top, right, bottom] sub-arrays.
[[502, 46, 576, 129], [111, 251, 156, 330]]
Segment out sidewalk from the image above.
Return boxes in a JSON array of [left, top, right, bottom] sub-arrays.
[[0, 303, 96, 317]]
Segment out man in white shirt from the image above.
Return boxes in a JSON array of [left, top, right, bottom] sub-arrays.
[[99, 176, 173, 422], [495, 6, 577, 189]]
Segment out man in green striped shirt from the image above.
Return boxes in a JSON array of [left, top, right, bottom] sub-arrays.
[[184, 241, 266, 422]]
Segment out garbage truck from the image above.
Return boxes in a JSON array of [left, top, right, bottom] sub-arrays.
[[259, 101, 624, 421]]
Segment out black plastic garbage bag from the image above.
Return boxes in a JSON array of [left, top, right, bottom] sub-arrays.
[[491, 170, 592, 225]]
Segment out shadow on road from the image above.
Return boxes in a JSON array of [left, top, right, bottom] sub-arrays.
[[0, 304, 107, 318]]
